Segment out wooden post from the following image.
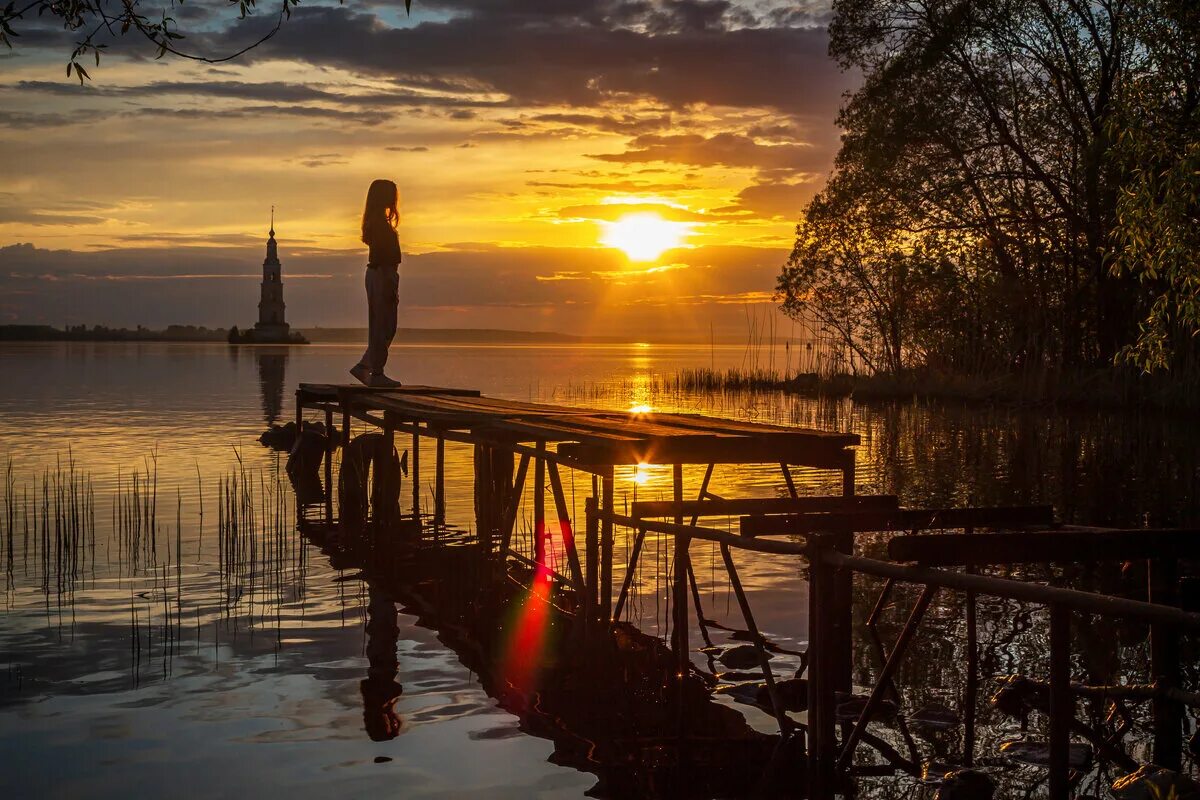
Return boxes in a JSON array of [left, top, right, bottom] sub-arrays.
[[324, 406, 334, 522], [434, 433, 446, 526], [342, 409, 351, 447], [832, 448, 856, 693], [600, 467, 614, 623], [807, 533, 837, 800], [672, 463, 688, 675], [780, 462, 798, 498], [500, 453, 530, 553], [547, 461, 584, 593], [410, 423, 421, 525], [1149, 558, 1183, 769], [964, 526, 978, 767], [473, 443, 494, 551], [1048, 604, 1071, 800], [585, 494, 599, 626], [534, 441, 546, 572]]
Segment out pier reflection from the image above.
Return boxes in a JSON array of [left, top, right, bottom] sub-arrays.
[[305, 520, 798, 798]]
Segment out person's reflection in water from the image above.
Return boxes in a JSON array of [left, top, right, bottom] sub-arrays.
[[361, 583, 403, 741]]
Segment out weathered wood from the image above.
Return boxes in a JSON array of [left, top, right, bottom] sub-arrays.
[[547, 461, 585, 594], [600, 467, 614, 622], [500, 453, 530, 553], [741, 505, 1056, 537], [585, 493, 599, 625], [410, 422, 421, 524], [837, 585, 937, 775], [1149, 557, 1183, 770], [631, 494, 899, 519], [324, 406, 334, 521], [890, 527, 1200, 566], [534, 441, 546, 571], [1048, 604, 1072, 800], [559, 438, 853, 468], [434, 433, 446, 525]]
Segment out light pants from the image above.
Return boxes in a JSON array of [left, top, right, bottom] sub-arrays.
[[359, 267, 398, 374]]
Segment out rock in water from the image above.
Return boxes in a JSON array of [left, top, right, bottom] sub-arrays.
[[718, 644, 769, 670], [935, 769, 996, 800], [1111, 765, 1200, 800], [835, 692, 898, 722], [911, 702, 961, 731], [999, 739, 1092, 769], [755, 677, 807, 712]]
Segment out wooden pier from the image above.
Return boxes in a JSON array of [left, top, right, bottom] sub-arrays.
[[294, 384, 1200, 799]]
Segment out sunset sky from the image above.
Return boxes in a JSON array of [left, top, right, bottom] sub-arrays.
[[0, 0, 855, 339]]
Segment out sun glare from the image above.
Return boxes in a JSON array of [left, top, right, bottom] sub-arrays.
[[600, 213, 687, 261]]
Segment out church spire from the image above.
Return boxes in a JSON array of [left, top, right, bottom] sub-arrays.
[[269, 204, 275, 238]]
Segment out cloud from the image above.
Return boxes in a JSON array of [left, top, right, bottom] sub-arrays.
[[231, 5, 852, 115], [589, 132, 826, 173], [556, 202, 712, 222]]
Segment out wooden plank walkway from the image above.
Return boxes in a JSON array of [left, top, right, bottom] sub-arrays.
[[298, 383, 859, 467]]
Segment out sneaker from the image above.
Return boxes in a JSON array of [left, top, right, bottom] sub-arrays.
[[369, 373, 403, 388], [349, 363, 372, 386]]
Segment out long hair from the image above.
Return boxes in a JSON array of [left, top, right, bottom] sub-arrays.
[[361, 179, 399, 245]]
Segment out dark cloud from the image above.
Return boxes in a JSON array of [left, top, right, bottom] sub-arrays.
[[11, 79, 508, 109], [234, 5, 850, 115], [527, 112, 671, 134], [589, 132, 827, 173], [715, 178, 817, 219]]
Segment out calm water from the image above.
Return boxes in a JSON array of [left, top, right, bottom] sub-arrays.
[[1, 342, 1197, 798]]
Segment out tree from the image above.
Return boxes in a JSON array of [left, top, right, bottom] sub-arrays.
[[781, 0, 1200, 377], [1107, 1, 1200, 371], [0, 0, 410, 83]]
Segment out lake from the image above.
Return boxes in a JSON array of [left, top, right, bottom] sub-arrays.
[[1, 342, 1197, 798]]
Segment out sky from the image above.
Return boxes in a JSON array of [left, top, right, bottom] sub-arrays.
[[0, 0, 854, 339]]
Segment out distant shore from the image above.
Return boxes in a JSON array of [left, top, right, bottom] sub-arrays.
[[0, 324, 802, 346]]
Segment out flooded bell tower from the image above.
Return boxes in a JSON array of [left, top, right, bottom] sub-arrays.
[[255, 207, 289, 337]]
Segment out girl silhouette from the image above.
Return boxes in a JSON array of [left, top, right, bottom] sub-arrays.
[[351, 179, 403, 387]]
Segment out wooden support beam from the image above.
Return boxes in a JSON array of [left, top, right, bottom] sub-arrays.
[[585, 493, 599, 626], [410, 422, 421, 524], [1048, 604, 1072, 800], [807, 534, 838, 799], [559, 438, 854, 469], [837, 585, 937, 774], [324, 406, 334, 522], [632, 494, 899, 520], [547, 461, 585, 594], [672, 464, 688, 677], [434, 433, 446, 526], [534, 441, 546, 571], [721, 543, 790, 734], [600, 467, 614, 623], [611, 524, 646, 623], [1149, 557, 1183, 770], [780, 462, 798, 498], [741, 505, 1056, 537], [890, 527, 1200, 566], [500, 453, 530, 553]]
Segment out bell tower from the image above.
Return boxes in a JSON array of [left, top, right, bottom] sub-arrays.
[[255, 206, 289, 334]]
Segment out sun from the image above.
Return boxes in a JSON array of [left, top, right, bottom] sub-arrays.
[[600, 213, 688, 261]]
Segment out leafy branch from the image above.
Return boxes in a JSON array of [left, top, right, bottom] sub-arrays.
[[0, 0, 412, 84]]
